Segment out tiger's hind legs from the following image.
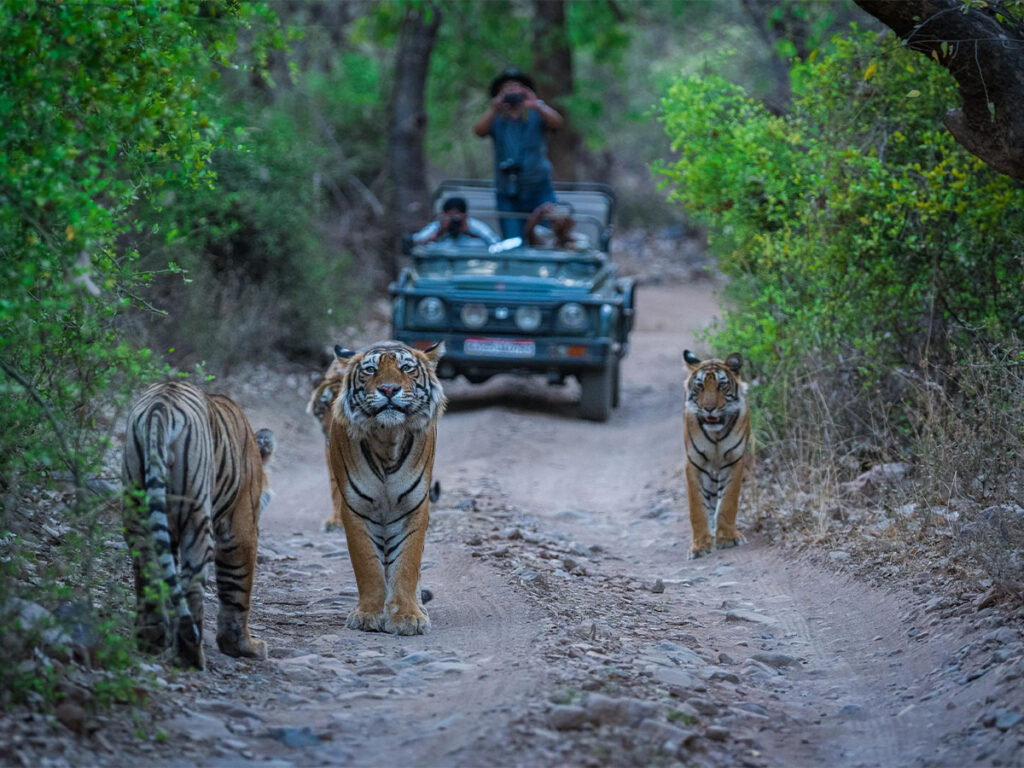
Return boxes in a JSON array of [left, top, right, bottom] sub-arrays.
[[214, 519, 267, 660]]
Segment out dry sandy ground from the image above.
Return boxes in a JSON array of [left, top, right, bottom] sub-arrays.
[[8, 282, 1022, 767]]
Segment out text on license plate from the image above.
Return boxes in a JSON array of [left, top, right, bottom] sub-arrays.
[[464, 337, 536, 358]]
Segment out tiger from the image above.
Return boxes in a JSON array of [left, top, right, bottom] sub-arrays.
[[682, 350, 751, 559], [308, 357, 349, 528], [121, 380, 274, 669], [325, 340, 446, 635]]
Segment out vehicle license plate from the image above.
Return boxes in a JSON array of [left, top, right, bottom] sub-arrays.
[[464, 337, 536, 358]]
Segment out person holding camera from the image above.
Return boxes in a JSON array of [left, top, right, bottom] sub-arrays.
[[411, 196, 500, 246], [473, 68, 563, 239]]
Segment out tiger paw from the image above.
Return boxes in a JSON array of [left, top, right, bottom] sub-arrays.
[[383, 605, 431, 636], [688, 547, 713, 560], [218, 633, 268, 660], [715, 534, 747, 550], [346, 608, 385, 632]]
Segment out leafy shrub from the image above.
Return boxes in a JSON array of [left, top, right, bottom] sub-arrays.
[[0, 0, 282, 708]]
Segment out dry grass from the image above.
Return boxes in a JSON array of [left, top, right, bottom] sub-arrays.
[[750, 337, 1024, 603]]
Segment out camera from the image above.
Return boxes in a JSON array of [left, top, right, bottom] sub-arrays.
[[503, 92, 524, 106], [498, 159, 521, 198], [446, 215, 464, 238]]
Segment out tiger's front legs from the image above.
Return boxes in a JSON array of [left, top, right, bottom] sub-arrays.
[[685, 462, 715, 558], [383, 514, 430, 636], [714, 457, 747, 550], [341, 507, 388, 632]]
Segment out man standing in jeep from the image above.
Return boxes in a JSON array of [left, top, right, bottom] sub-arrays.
[[473, 68, 564, 240]]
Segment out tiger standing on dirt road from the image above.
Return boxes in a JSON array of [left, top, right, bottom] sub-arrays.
[[121, 381, 275, 669], [682, 349, 751, 559], [324, 341, 446, 636]]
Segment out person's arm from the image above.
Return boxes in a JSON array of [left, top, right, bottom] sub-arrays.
[[467, 217, 500, 245], [411, 221, 440, 244], [473, 93, 505, 137], [524, 91, 563, 130], [523, 204, 552, 246]]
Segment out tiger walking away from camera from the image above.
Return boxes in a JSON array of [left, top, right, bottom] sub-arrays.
[[325, 341, 446, 635], [122, 381, 275, 668], [683, 350, 750, 558]]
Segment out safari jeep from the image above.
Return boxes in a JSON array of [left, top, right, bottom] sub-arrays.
[[389, 179, 636, 422]]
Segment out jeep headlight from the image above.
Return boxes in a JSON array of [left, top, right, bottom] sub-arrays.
[[417, 296, 446, 326], [460, 303, 488, 328], [557, 302, 589, 331], [514, 306, 542, 332]]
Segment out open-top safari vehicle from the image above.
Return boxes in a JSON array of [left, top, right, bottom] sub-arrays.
[[389, 179, 636, 422]]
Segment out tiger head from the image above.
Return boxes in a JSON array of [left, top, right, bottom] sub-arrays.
[[683, 349, 747, 433], [331, 341, 447, 435]]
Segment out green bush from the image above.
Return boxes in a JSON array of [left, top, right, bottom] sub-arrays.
[[0, 0, 282, 708]]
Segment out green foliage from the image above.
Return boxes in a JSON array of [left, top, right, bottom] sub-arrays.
[[0, 0, 282, 710], [659, 28, 1024, 441]]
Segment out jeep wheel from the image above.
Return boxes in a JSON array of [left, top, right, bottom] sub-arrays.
[[579, 364, 614, 422], [611, 357, 621, 409]]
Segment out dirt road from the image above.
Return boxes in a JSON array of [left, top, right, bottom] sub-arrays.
[[47, 283, 1021, 768]]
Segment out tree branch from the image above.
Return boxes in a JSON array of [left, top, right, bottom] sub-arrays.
[[854, 0, 1024, 179]]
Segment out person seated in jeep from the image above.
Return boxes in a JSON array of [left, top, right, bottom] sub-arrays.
[[523, 202, 590, 251], [412, 196, 500, 246]]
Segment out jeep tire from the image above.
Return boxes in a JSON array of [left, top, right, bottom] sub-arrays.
[[579, 364, 614, 422]]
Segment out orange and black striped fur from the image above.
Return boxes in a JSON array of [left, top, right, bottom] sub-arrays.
[[683, 350, 750, 558], [121, 381, 274, 668], [308, 357, 348, 522], [325, 341, 446, 635]]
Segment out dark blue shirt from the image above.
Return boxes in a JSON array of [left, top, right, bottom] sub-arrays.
[[489, 109, 552, 189]]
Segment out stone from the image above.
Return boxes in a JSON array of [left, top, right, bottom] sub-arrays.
[[705, 725, 730, 742], [751, 652, 799, 669], [735, 702, 769, 718], [685, 697, 718, 716], [160, 713, 233, 742], [265, 727, 320, 747], [637, 719, 697, 749], [994, 710, 1022, 731], [653, 666, 698, 696], [725, 609, 776, 626], [548, 706, 588, 731], [585, 693, 658, 727]]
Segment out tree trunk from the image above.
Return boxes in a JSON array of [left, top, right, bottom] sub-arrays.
[[854, 0, 1024, 180], [739, 0, 813, 113], [532, 0, 578, 181], [386, 3, 441, 278]]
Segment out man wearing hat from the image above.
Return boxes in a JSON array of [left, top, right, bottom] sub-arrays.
[[473, 67, 564, 239]]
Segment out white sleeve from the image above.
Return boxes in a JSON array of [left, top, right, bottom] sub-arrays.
[[468, 217, 500, 245], [412, 221, 440, 243]]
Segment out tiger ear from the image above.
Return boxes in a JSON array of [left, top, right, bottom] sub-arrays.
[[725, 353, 743, 373], [422, 341, 446, 368], [683, 349, 702, 370], [334, 345, 356, 360]]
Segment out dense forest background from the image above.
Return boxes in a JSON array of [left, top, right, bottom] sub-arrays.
[[1, 0, 1022, 713]]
